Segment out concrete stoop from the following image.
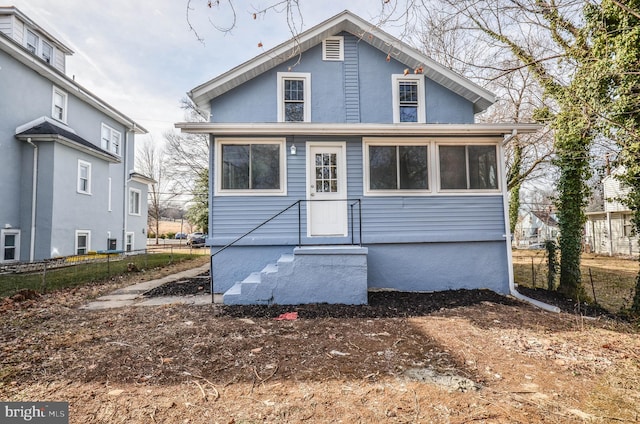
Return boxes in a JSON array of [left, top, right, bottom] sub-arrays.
[[222, 246, 368, 305]]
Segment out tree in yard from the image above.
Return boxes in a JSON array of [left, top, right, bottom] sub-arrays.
[[582, 0, 640, 313], [137, 138, 174, 244], [186, 168, 209, 234]]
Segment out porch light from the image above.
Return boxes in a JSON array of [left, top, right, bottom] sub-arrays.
[[290, 144, 297, 155]]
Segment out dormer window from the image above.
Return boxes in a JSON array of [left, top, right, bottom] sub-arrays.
[[42, 41, 53, 63], [24, 28, 56, 65], [26, 29, 38, 54]]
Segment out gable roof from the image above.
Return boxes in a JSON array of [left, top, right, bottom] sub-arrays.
[[188, 10, 495, 115]]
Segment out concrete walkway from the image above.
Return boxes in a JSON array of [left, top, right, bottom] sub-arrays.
[[81, 263, 222, 310]]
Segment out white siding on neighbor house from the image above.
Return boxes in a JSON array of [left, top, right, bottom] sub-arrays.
[[0, 15, 12, 37], [53, 47, 65, 73], [603, 175, 629, 212], [586, 212, 638, 256]]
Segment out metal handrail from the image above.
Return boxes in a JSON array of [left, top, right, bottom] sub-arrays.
[[209, 198, 362, 302]]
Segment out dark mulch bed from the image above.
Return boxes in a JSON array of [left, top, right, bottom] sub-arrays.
[[143, 273, 622, 319]]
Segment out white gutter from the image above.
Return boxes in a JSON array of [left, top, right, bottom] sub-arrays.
[[501, 130, 560, 313], [175, 122, 543, 136], [25, 137, 37, 262]]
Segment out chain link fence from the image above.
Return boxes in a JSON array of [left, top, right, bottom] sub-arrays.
[[0, 244, 208, 298], [512, 248, 637, 314]]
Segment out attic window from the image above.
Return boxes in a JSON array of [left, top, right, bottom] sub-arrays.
[[323, 36, 344, 61]]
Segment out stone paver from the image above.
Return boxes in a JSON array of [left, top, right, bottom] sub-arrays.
[[80, 263, 217, 310]]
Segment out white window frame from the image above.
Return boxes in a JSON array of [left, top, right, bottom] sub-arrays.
[[129, 188, 141, 215], [1, 229, 21, 263], [392, 74, 426, 124], [322, 36, 344, 61], [363, 138, 432, 196], [126, 232, 134, 252], [101, 123, 121, 156], [75, 230, 91, 255], [436, 141, 501, 193], [215, 137, 287, 196], [277, 72, 311, 122], [52, 86, 68, 123], [77, 160, 92, 195], [25, 29, 38, 54], [41, 40, 53, 63]]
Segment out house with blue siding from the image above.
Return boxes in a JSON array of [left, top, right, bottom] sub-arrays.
[[177, 10, 540, 305], [0, 6, 152, 263]]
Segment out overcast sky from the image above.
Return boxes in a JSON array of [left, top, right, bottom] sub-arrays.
[[11, 0, 388, 144]]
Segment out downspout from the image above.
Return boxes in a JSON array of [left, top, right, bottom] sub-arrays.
[[25, 138, 37, 262], [122, 128, 130, 250], [606, 211, 613, 256], [502, 130, 560, 313]]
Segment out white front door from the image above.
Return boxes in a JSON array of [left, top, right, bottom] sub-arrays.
[[307, 143, 348, 237]]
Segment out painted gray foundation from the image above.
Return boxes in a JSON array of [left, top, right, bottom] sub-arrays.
[[223, 246, 368, 305]]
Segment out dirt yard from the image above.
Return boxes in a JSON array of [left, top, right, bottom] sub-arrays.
[[1, 256, 639, 423]]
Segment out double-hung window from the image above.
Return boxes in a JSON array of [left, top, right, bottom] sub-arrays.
[[129, 188, 141, 215], [365, 139, 429, 195], [1, 229, 20, 262], [41, 41, 53, 63], [438, 144, 499, 191], [77, 160, 92, 194], [277, 72, 311, 122], [101, 124, 122, 155], [26, 29, 38, 54], [216, 138, 286, 195], [75, 230, 90, 255], [52, 87, 68, 123], [392, 74, 425, 123], [126, 233, 134, 252]]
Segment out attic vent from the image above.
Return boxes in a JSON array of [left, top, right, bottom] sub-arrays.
[[323, 36, 344, 61]]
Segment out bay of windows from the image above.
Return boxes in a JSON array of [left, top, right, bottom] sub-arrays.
[[365, 139, 499, 195]]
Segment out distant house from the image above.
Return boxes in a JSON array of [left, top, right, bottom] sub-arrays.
[[514, 209, 559, 248], [585, 171, 638, 256], [0, 6, 152, 263], [177, 10, 540, 304]]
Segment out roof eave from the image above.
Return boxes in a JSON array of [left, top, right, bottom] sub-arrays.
[[175, 122, 542, 137], [188, 10, 495, 113], [0, 36, 147, 134], [16, 133, 121, 163]]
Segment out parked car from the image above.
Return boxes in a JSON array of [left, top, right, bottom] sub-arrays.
[[187, 232, 206, 247], [174, 232, 187, 239]]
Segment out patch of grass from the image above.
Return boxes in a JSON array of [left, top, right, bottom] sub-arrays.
[[513, 249, 638, 314], [0, 253, 201, 298]]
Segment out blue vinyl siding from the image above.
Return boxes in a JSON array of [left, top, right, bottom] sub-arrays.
[[210, 137, 505, 246], [209, 34, 476, 124]]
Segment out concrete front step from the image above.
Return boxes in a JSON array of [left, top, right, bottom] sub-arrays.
[[223, 246, 368, 305]]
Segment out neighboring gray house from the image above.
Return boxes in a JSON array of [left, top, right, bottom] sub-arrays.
[[585, 171, 638, 256], [177, 11, 540, 305], [0, 6, 151, 263]]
